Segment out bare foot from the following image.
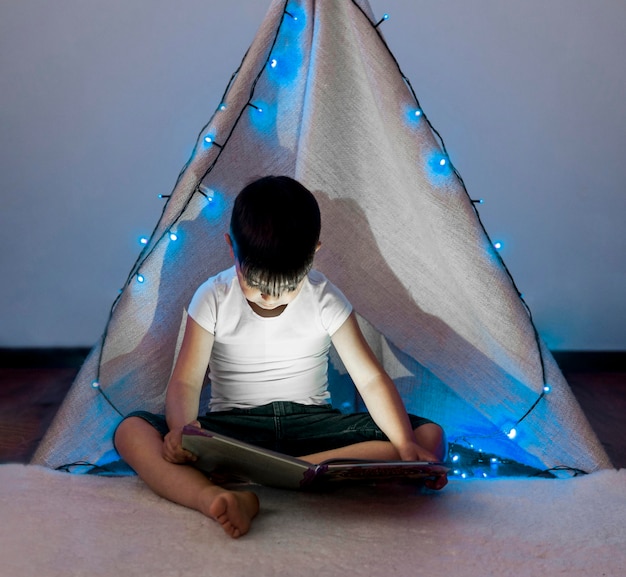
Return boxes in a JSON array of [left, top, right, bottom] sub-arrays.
[[200, 488, 260, 538]]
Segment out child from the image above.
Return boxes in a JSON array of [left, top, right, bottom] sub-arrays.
[[114, 176, 447, 539]]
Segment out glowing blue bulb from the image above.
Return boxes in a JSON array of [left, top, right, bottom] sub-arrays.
[[451, 454, 460, 463], [494, 241, 503, 250], [506, 428, 517, 440], [137, 274, 145, 284], [91, 381, 100, 389], [283, 7, 306, 32], [219, 103, 227, 111], [427, 152, 452, 180], [248, 101, 275, 133], [405, 106, 424, 126], [270, 58, 278, 68], [199, 183, 215, 203], [375, 13, 390, 28], [490, 457, 498, 464], [461, 473, 467, 479], [204, 135, 215, 145], [139, 237, 148, 245], [169, 232, 178, 241], [543, 384, 552, 393]]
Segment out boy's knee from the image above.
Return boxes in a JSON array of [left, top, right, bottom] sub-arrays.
[[414, 422, 448, 461], [114, 416, 145, 452]]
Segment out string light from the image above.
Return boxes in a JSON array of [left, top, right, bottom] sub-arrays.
[[136, 274, 145, 284], [204, 135, 223, 148], [427, 152, 453, 181], [374, 13, 390, 28], [494, 241, 503, 250], [198, 183, 215, 202]]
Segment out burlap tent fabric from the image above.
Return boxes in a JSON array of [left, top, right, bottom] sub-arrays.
[[33, 0, 611, 475]]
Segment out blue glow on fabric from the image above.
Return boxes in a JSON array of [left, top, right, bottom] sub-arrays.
[[248, 101, 277, 134], [266, 4, 305, 86], [283, 3, 307, 33], [426, 151, 452, 185], [404, 105, 423, 126], [201, 190, 225, 223], [267, 42, 303, 85]]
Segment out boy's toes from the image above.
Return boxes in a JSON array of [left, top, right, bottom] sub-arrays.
[[208, 491, 259, 538]]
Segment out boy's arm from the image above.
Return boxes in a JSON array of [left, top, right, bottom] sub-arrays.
[[330, 312, 437, 462], [163, 316, 214, 463]]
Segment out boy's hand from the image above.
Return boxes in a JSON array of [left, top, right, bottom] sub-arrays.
[[397, 442, 448, 490], [162, 420, 201, 464], [397, 441, 439, 464]]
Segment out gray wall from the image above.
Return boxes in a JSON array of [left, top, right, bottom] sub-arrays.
[[1, 0, 624, 350]]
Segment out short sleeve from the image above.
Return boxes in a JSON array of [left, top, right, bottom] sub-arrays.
[[187, 279, 218, 334], [316, 275, 353, 336]]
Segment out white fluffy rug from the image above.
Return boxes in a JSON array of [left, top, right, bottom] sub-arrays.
[[1, 464, 625, 577]]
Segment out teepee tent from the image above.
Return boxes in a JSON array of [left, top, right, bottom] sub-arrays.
[[33, 0, 611, 476]]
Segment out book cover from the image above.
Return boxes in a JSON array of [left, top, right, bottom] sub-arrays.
[[182, 426, 448, 490]]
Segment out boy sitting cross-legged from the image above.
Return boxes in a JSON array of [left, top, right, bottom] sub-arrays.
[[114, 175, 447, 539]]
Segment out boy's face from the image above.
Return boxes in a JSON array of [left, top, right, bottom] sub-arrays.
[[234, 263, 305, 313]]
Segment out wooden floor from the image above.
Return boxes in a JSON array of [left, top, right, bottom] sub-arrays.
[[0, 366, 625, 469]]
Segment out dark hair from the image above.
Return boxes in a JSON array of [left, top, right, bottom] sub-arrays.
[[230, 176, 321, 297]]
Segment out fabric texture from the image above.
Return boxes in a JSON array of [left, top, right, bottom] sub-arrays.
[[33, 0, 611, 474], [188, 267, 352, 411]]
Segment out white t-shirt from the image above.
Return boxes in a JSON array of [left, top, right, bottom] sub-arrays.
[[187, 266, 352, 411]]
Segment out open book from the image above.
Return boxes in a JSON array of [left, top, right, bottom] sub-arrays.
[[182, 426, 448, 490]]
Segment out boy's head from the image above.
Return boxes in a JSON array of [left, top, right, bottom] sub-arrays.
[[229, 176, 321, 297]]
